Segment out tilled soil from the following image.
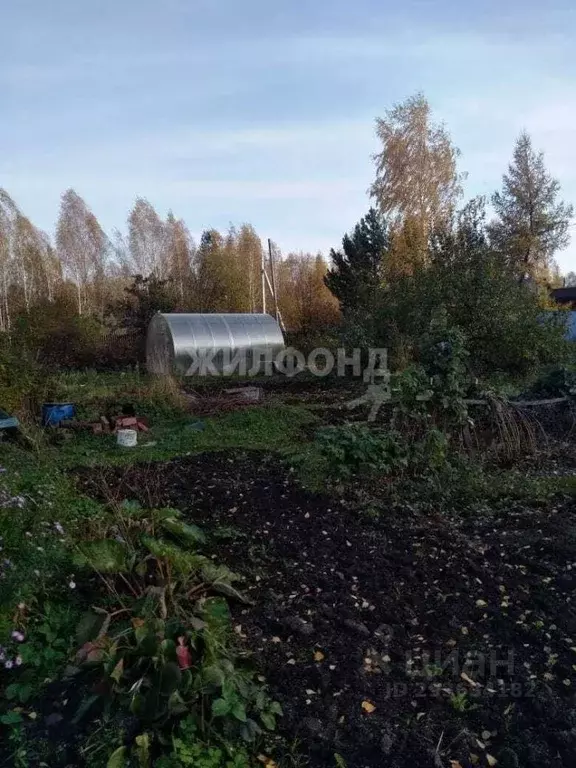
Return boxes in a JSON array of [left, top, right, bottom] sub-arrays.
[[78, 453, 576, 768]]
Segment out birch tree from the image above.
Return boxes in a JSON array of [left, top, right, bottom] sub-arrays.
[[56, 189, 107, 315], [128, 198, 168, 276]]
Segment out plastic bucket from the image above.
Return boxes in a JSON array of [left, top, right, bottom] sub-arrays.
[[117, 429, 138, 447], [42, 403, 75, 426]]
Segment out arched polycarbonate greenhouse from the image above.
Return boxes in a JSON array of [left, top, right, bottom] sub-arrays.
[[146, 313, 285, 376]]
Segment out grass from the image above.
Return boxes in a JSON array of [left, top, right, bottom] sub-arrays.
[[0, 371, 320, 767], [49, 404, 317, 469], [0, 374, 319, 631], [1, 368, 574, 766]]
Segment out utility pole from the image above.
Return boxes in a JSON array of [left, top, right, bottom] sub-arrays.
[[261, 246, 266, 314], [268, 238, 279, 323]]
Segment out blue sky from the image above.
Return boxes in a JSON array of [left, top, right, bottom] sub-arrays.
[[2, 0, 576, 269]]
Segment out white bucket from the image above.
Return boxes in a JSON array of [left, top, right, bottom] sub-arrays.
[[117, 429, 137, 447]]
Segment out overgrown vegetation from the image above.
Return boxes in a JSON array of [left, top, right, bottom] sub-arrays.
[[1, 89, 576, 768]]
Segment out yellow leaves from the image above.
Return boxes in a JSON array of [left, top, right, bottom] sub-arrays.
[[449, 761, 463, 768], [487, 755, 498, 767], [469, 755, 480, 765], [110, 658, 124, 684], [361, 700, 376, 714], [313, 650, 325, 662], [257, 756, 277, 768], [475, 599, 488, 608]]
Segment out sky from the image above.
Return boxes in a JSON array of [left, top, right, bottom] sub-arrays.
[[1, 0, 576, 269]]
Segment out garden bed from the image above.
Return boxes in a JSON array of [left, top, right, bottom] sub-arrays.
[[77, 451, 576, 768]]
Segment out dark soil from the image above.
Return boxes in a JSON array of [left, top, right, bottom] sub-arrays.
[[77, 452, 576, 768]]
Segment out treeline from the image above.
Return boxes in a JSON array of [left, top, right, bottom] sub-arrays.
[[1, 90, 574, 377], [0, 190, 339, 333], [326, 93, 574, 376]]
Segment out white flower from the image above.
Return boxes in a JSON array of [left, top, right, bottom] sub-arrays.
[[69, 580, 76, 589]]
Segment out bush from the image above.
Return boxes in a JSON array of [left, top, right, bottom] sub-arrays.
[[328, 201, 571, 378], [315, 423, 452, 481], [316, 424, 408, 479]]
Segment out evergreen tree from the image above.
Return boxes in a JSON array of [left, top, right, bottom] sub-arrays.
[[324, 208, 388, 315], [489, 132, 573, 279]]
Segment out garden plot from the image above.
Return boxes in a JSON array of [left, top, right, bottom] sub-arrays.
[[79, 451, 576, 768]]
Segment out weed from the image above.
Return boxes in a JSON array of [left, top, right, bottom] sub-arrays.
[[449, 691, 477, 714], [155, 716, 251, 767]]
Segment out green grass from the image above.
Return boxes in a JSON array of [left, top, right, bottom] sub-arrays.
[[47, 404, 317, 469], [0, 372, 320, 767]]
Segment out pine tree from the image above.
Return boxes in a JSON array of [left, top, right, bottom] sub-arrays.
[[324, 208, 388, 314], [489, 131, 573, 279]]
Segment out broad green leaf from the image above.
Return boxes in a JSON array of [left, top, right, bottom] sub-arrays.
[[134, 733, 150, 768], [202, 664, 226, 687], [106, 746, 127, 768], [140, 535, 208, 574], [74, 539, 131, 573], [211, 581, 254, 605], [232, 700, 247, 722], [201, 562, 241, 584], [72, 694, 100, 725], [130, 693, 146, 717], [154, 507, 182, 521], [0, 710, 23, 725], [168, 690, 188, 715], [202, 597, 230, 627], [121, 499, 142, 515], [76, 612, 106, 645], [212, 697, 231, 717], [269, 701, 283, 716], [239, 718, 262, 743], [260, 711, 276, 731], [161, 517, 206, 545]]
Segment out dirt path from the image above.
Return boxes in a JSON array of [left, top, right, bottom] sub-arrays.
[[79, 453, 576, 768]]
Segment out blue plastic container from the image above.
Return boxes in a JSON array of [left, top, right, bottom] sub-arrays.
[[42, 403, 75, 426]]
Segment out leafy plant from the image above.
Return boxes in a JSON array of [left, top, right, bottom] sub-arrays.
[[449, 691, 477, 714], [315, 424, 409, 479], [70, 500, 280, 761], [3, 602, 77, 704], [155, 716, 251, 768]]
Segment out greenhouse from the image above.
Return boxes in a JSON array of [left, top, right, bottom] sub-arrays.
[[146, 312, 285, 376]]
